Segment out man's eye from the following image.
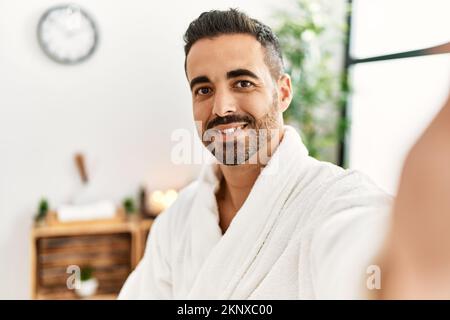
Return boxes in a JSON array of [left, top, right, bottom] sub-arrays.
[[196, 87, 212, 95], [235, 80, 254, 88]]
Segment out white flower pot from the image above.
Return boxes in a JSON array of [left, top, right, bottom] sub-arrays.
[[75, 278, 99, 298]]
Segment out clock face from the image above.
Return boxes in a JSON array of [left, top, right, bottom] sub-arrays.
[[37, 5, 98, 64]]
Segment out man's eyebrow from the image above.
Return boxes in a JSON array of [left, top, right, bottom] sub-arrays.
[[190, 76, 211, 90], [226, 69, 260, 80], [189, 69, 259, 90]]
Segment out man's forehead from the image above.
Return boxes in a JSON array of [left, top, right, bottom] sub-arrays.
[[186, 34, 267, 81]]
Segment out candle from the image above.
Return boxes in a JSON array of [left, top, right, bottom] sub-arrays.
[[148, 189, 178, 215]]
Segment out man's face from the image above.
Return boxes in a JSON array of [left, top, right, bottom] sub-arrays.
[[186, 34, 291, 165]]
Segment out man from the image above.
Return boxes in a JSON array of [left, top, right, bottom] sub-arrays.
[[118, 9, 391, 299]]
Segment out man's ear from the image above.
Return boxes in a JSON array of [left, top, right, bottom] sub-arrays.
[[277, 74, 293, 112]]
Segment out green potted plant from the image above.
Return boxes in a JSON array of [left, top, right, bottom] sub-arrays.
[[123, 197, 139, 221], [75, 266, 98, 298], [274, 0, 348, 163], [34, 198, 49, 227]]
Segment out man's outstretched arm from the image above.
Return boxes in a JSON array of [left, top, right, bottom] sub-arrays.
[[379, 92, 450, 299]]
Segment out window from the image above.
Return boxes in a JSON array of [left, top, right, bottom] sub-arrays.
[[345, 0, 450, 194]]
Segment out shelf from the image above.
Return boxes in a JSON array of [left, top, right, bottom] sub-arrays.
[[31, 218, 153, 300], [33, 218, 153, 238], [36, 292, 117, 300]]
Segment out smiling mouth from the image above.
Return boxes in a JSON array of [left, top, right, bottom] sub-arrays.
[[214, 123, 249, 138]]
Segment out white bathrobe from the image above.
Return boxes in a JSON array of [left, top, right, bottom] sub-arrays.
[[119, 126, 392, 299]]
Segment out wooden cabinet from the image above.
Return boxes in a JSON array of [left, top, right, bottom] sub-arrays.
[[30, 218, 153, 299]]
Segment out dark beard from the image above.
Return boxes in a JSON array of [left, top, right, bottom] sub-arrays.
[[204, 101, 280, 166]]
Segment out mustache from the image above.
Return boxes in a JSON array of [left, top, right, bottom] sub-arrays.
[[206, 114, 255, 130]]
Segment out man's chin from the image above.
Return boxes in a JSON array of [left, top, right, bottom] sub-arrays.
[[212, 154, 247, 166], [221, 162, 240, 167], [211, 148, 260, 166]]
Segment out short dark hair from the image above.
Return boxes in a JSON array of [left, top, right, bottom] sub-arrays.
[[183, 8, 284, 80]]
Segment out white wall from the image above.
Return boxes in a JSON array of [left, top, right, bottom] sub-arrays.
[[0, 0, 291, 299], [348, 0, 450, 195]]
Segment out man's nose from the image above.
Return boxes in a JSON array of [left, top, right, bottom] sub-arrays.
[[212, 89, 237, 117]]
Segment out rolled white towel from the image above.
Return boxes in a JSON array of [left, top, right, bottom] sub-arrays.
[[57, 201, 116, 222]]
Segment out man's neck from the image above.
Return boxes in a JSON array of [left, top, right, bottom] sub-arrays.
[[216, 163, 262, 234], [219, 163, 262, 209]]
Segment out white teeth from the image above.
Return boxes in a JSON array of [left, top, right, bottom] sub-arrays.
[[222, 128, 236, 134], [217, 125, 246, 135]]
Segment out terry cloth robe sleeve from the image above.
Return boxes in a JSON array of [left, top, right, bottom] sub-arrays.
[[118, 204, 174, 299], [309, 172, 392, 299]]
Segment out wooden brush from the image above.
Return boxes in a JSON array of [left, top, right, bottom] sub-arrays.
[[74, 153, 88, 184]]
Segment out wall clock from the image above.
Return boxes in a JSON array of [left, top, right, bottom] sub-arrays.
[[37, 4, 98, 64]]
